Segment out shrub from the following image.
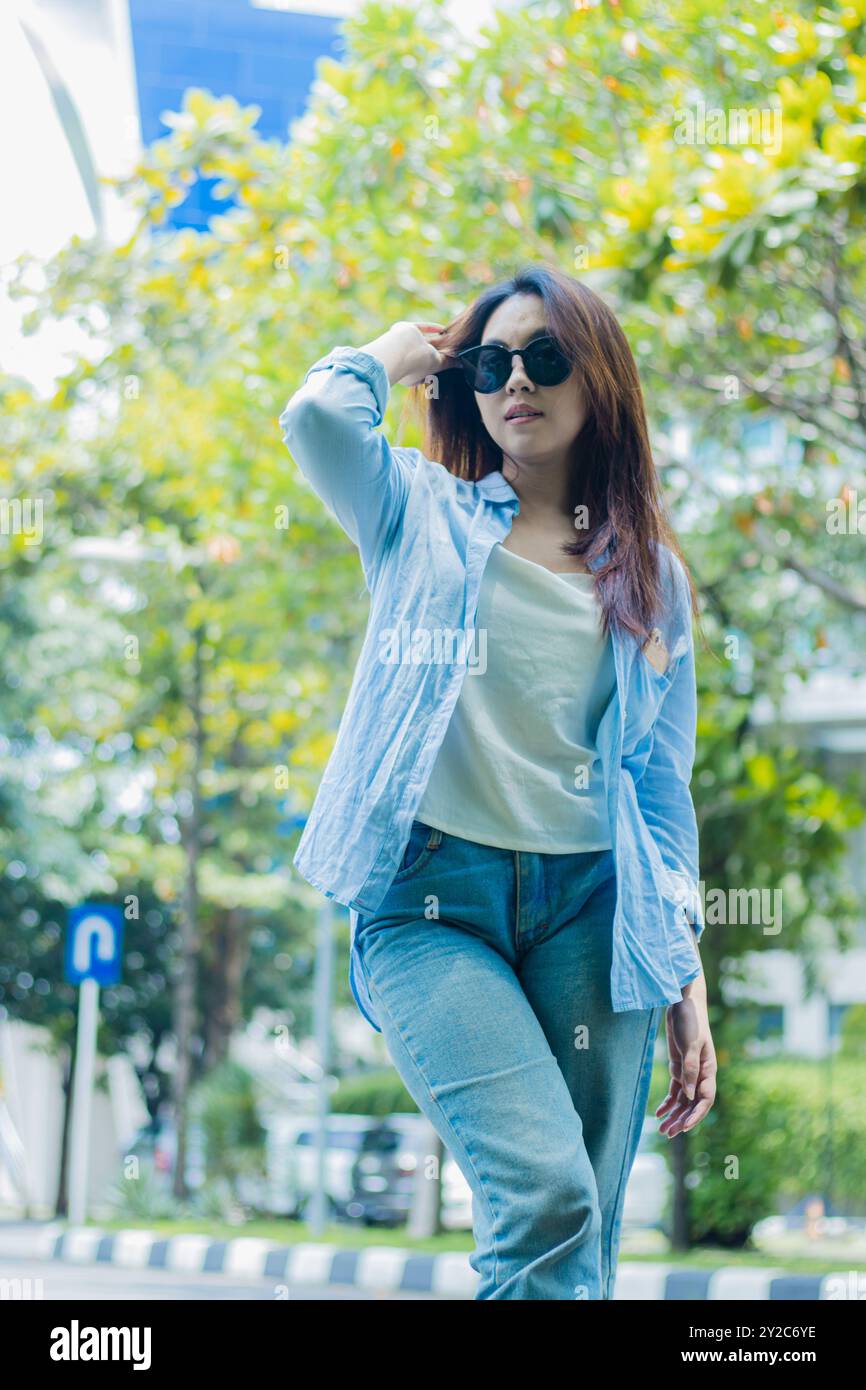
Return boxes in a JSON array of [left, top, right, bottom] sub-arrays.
[[190, 1058, 267, 1199], [331, 1068, 418, 1116], [648, 1056, 866, 1245]]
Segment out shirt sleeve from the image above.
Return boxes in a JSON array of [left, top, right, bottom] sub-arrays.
[[277, 346, 417, 590], [634, 555, 705, 940]]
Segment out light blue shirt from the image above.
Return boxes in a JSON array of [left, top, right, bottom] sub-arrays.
[[278, 346, 705, 1033]]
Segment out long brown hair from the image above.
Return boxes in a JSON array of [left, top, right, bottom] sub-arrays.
[[406, 262, 702, 647]]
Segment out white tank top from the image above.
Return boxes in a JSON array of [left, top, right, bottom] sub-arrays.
[[416, 541, 617, 852]]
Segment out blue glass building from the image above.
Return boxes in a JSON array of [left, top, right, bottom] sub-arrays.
[[128, 0, 349, 227]]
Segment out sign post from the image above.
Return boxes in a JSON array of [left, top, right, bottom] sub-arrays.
[[65, 905, 123, 1226], [308, 896, 334, 1235]]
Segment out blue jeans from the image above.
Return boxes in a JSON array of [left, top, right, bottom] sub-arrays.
[[353, 820, 662, 1301]]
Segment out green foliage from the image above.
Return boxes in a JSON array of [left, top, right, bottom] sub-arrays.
[[103, 1169, 190, 1223], [838, 1004, 866, 1058], [190, 1178, 251, 1227], [190, 1059, 267, 1192], [675, 1063, 794, 1246], [1, 0, 865, 1245], [331, 1067, 419, 1117], [649, 1057, 866, 1244]]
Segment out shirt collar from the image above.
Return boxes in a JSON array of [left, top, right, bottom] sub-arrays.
[[475, 469, 519, 503]]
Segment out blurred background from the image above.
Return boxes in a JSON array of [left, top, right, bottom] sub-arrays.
[[1, 0, 866, 1297]]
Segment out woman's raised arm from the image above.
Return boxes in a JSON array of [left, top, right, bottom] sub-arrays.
[[277, 322, 452, 587]]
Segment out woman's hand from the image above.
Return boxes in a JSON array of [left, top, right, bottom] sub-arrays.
[[359, 321, 460, 388], [656, 969, 717, 1137]]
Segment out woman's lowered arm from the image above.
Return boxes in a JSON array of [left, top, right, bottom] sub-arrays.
[[634, 576, 705, 943]]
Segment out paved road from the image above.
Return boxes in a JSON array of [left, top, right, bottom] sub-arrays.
[[0, 1258, 453, 1300]]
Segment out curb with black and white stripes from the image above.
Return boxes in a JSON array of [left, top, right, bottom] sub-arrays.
[[0, 1224, 852, 1298]]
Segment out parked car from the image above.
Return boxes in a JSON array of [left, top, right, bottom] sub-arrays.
[[347, 1113, 473, 1230], [267, 1113, 377, 1220], [348, 1110, 671, 1234], [126, 1118, 207, 1193]]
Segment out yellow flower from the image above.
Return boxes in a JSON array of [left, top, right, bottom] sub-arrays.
[[776, 71, 832, 123], [822, 123, 866, 164], [846, 53, 866, 103]]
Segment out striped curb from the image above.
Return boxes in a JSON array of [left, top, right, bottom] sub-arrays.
[[0, 1225, 853, 1299]]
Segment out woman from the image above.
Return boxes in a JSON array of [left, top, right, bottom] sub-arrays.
[[278, 262, 717, 1300]]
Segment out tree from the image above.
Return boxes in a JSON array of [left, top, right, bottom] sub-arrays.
[[3, 0, 864, 1232]]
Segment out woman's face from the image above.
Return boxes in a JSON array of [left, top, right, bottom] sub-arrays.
[[473, 293, 589, 475]]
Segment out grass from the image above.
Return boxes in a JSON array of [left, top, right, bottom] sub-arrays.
[[89, 1215, 475, 1255], [625, 1249, 864, 1276], [82, 1216, 863, 1274]]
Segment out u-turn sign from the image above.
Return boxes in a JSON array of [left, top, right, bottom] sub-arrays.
[[65, 904, 123, 986]]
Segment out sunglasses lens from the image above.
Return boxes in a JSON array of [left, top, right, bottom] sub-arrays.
[[464, 346, 507, 393], [460, 337, 571, 392], [525, 338, 570, 385]]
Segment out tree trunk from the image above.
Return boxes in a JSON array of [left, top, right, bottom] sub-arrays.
[[204, 906, 248, 1069], [172, 620, 205, 1200], [670, 1130, 689, 1250]]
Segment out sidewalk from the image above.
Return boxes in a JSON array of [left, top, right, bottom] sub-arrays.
[[0, 1222, 857, 1298]]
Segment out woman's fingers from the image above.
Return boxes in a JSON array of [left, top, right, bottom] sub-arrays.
[[664, 1088, 714, 1137], [656, 1083, 688, 1133], [657, 1061, 716, 1136], [679, 1096, 715, 1132]]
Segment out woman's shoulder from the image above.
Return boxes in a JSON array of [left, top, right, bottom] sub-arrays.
[[653, 542, 689, 607], [650, 541, 695, 659], [397, 447, 479, 501]]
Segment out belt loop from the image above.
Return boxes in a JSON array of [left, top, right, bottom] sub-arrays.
[[426, 826, 443, 849]]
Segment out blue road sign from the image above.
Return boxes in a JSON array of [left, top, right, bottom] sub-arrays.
[[65, 905, 123, 986]]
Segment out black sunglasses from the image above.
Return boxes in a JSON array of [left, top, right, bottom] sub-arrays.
[[456, 334, 572, 394]]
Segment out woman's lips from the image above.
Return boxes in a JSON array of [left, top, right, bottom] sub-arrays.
[[506, 411, 543, 424]]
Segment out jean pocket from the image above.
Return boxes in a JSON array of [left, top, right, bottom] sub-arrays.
[[392, 820, 442, 883]]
